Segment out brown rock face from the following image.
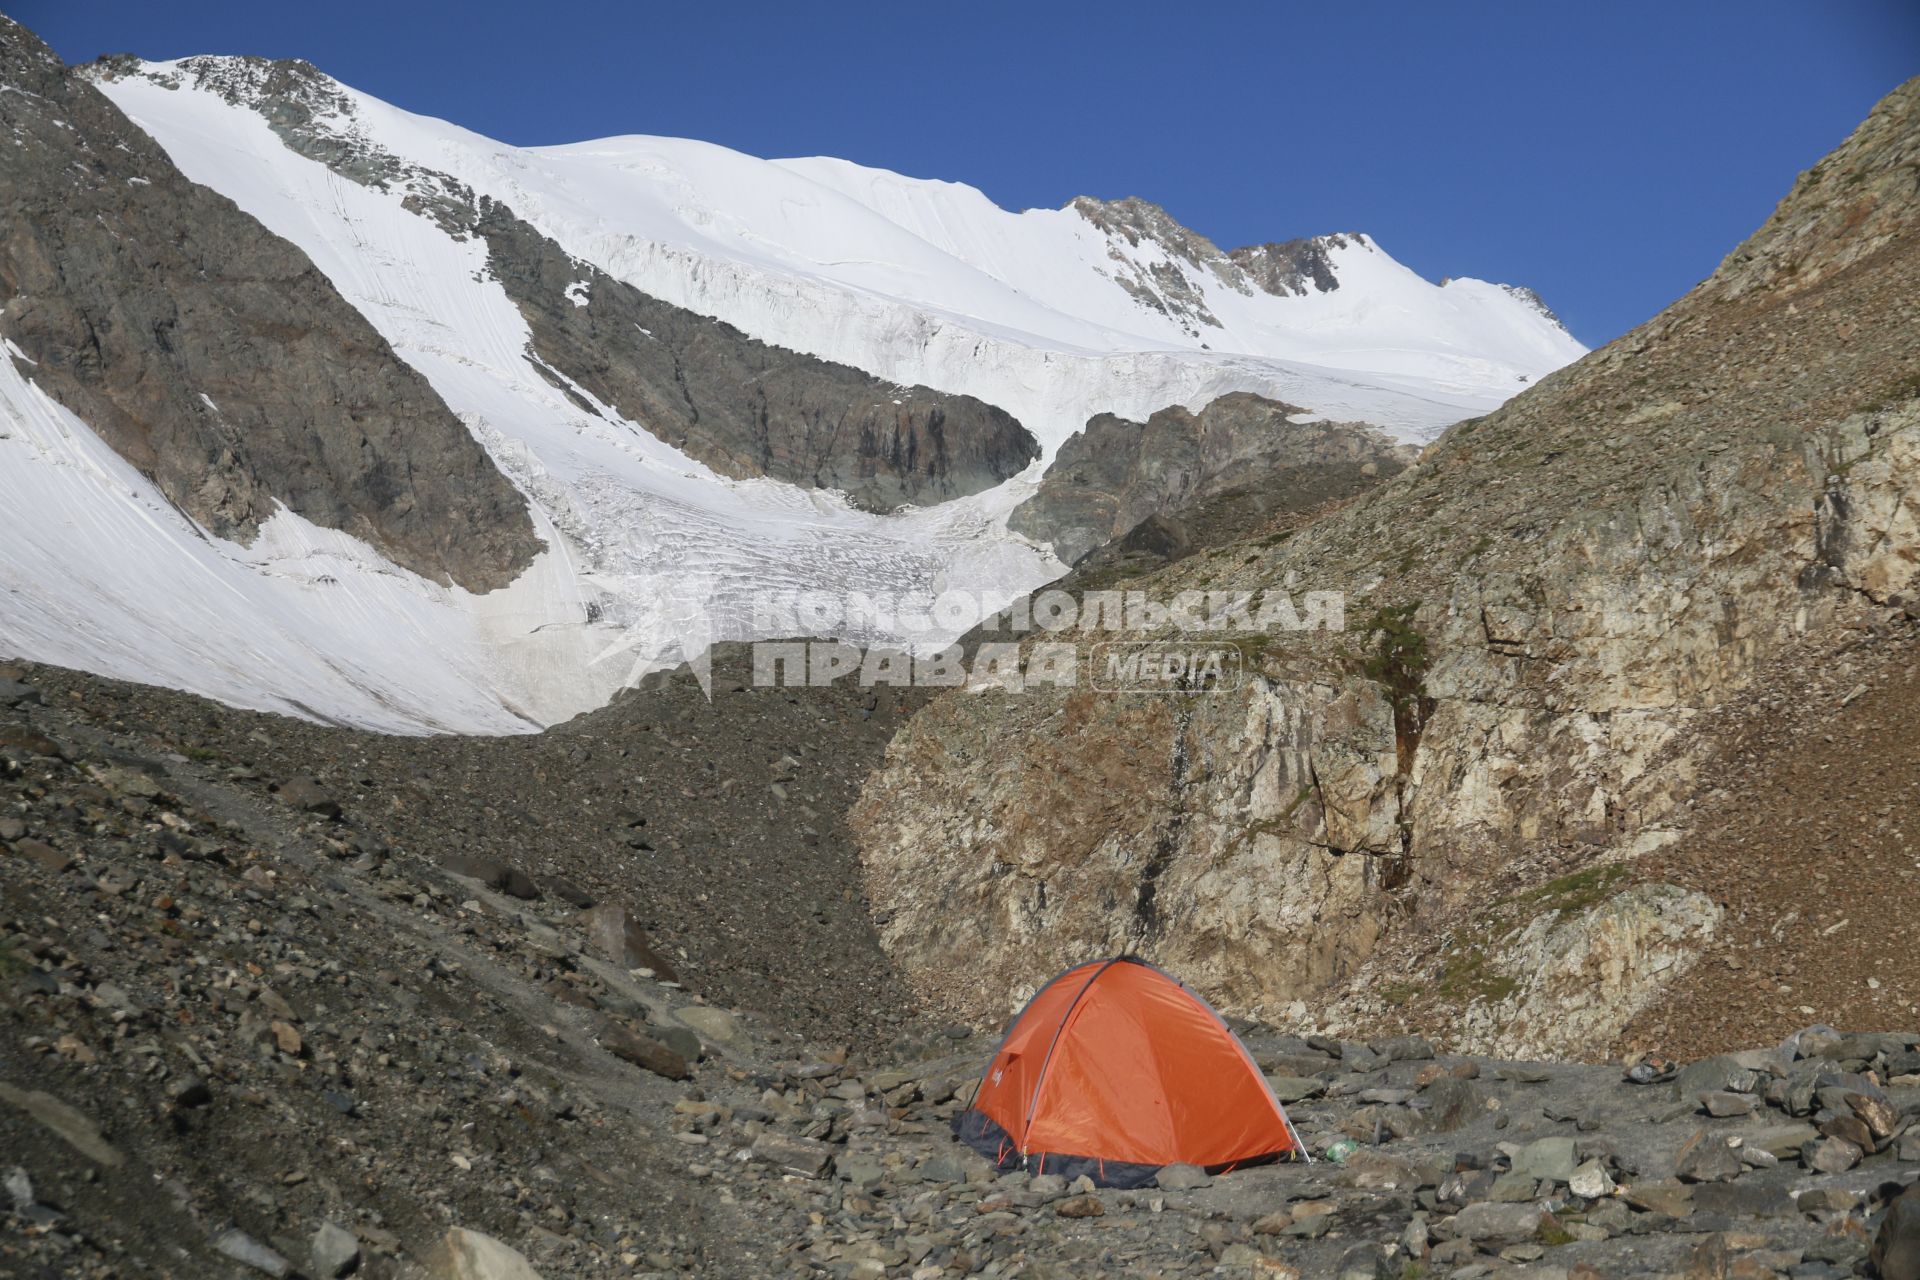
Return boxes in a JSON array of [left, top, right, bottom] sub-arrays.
[[1008, 392, 1413, 565], [856, 78, 1920, 1050], [0, 19, 540, 592]]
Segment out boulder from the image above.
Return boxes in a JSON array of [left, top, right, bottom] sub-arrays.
[[1511, 1136, 1578, 1182], [673, 1006, 742, 1049], [750, 1132, 835, 1178], [1420, 1075, 1481, 1133], [596, 1021, 689, 1080], [1674, 1130, 1743, 1183], [423, 1227, 544, 1280], [581, 904, 677, 979], [309, 1220, 360, 1278], [1873, 1183, 1920, 1280], [442, 856, 510, 890], [1448, 1201, 1548, 1243], [1801, 1135, 1863, 1174], [275, 776, 340, 819], [1568, 1160, 1615, 1199], [213, 1229, 291, 1277], [1155, 1163, 1212, 1191]]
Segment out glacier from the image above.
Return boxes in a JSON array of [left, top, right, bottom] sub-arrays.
[[0, 56, 1585, 733]]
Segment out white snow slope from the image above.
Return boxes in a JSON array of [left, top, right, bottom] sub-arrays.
[[0, 56, 1584, 733]]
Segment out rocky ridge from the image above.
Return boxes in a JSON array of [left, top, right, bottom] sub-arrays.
[[854, 78, 1920, 1051], [87, 53, 1041, 512], [0, 18, 540, 592]]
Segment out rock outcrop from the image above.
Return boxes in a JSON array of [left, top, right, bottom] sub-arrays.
[[855, 78, 1920, 1051], [1226, 234, 1355, 297], [475, 204, 1039, 511], [1008, 392, 1414, 565], [0, 19, 540, 591]]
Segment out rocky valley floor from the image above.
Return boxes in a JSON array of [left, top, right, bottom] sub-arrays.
[[2, 657, 1919, 1280]]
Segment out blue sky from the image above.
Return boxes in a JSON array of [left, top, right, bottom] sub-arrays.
[[21, 1, 1917, 347]]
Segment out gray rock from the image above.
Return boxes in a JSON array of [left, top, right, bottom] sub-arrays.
[[539, 877, 594, 908], [836, 1154, 885, 1189], [1874, 1182, 1920, 1280], [4, 1166, 33, 1214], [1672, 1055, 1752, 1099], [1510, 1136, 1578, 1182], [1802, 1135, 1863, 1174], [654, 1025, 702, 1063], [1689, 1182, 1794, 1217], [213, 1229, 292, 1277], [1448, 1201, 1547, 1242], [1268, 1075, 1326, 1103], [1008, 393, 1409, 564], [750, 1132, 835, 1178], [1698, 1090, 1757, 1117], [1744, 1121, 1819, 1159], [918, 1155, 966, 1185], [1154, 1163, 1211, 1191], [310, 1220, 360, 1278], [580, 904, 677, 979], [0, 1082, 123, 1166], [1374, 1035, 1436, 1062], [1024, 1173, 1067, 1202], [1567, 1159, 1614, 1199], [1674, 1129, 1743, 1183], [442, 855, 510, 888], [167, 1074, 213, 1109], [474, 202, 1037, 513], [1420, 1075, 1481, 1132], [673, 1006, 743, 1048], [1488, 1172, 1537, 1201]]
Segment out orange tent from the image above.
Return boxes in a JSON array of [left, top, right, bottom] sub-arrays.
[[954, 957, 1304, 1187]]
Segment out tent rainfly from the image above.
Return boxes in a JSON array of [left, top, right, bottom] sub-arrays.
[[953, 957, 1305, 1188]]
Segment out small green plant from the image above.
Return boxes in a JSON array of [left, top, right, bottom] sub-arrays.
[[1500, 863, 1631, 917], [1379, 980, 1420, 1008], [1358, 604, 1432, 727], [1435, 939, 1519, 1004], [1858, 370, 1920, 416]]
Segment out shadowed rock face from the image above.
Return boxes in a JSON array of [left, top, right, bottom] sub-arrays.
[[95, 52, 1039, 514], [474, 203, 1039, 512], [0, 19, 540, 592], [1227, 235, 1354, 297], [1008, 392, 1414, 565]]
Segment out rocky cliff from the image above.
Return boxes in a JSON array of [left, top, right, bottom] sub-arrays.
[[1008, 392, 1415, 565], [854, 78, 1920, 1056], [0, 19, 540, 591], [475, 203, 1039, 512]]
